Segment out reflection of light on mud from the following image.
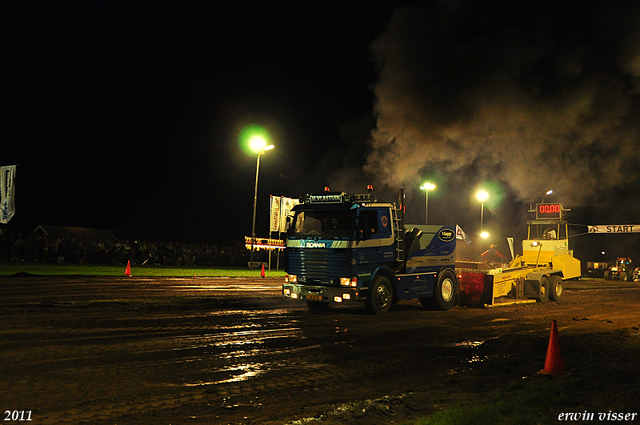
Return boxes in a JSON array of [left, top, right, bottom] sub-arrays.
[[451, 340, 490, 364], [207, 309, 294, 317], [170, 327, 303, 351], [453, 340, 485, 348], [173, 285, 277, 291], [184, 363, 269, 386], [468, 354, 489, 363]]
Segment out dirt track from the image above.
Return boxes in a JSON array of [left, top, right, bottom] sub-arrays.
[[0, 275, 639, 425]]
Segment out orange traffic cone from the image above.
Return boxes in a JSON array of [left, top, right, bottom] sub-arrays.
[[538, 320, 567, 376], [124, 260, 131, 277], [260, 263, 266, 278]]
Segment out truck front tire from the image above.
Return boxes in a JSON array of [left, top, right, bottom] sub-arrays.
[[366, 276, 393, 314], [421, 270, 457, 311]]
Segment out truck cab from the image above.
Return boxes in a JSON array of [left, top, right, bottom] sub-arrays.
[[282, 189, 459, 314]]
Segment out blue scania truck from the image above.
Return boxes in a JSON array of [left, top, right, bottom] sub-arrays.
[[282, 188, 461, 314]]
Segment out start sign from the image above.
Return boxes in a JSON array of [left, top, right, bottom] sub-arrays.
[[587, 225, 640, 234]]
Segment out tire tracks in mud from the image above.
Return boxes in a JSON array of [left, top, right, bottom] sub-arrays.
[[2, 277, 640, 424], [0, 285, 344, 424]]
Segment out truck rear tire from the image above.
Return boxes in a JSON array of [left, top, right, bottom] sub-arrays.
[[620, 272, 628, 282], [548, 275, 563, 301], [421, 270, 457, 311], [366, 276, 393, 314]]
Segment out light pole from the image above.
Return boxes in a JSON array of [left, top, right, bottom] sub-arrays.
[[249, 136, 274, 270], [420, 182, 436, 225], [476, 189, 489, 235]]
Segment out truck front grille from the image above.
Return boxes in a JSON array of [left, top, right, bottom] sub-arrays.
[[286, 248, 349, 284]]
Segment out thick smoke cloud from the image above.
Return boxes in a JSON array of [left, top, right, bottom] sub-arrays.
[[366, 0, 640, 205]]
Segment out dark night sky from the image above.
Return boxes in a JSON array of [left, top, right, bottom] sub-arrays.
[[3, 0, 640, 262]]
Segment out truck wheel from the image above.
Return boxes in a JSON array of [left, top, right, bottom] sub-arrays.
[[620, 272, 628, 282], [421, 270, 457, 311], [537, 276, 549, 302], [548, 275, 563, 301], [604, 271, 610, 280], [306, 301, 329, 313], [366, 276, 393, 314]]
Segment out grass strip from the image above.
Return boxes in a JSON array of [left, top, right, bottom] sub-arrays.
[[0, 262, 287, 277], [406, 376, 588, 425]]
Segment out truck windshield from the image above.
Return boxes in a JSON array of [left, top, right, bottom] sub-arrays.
[[291, 210, 355, 238]]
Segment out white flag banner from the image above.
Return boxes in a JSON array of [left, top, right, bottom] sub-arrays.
[[455, 225, 471, 243], [0, 165, 16, 224], [507, 237, 515, 260], [269, 196, 281, 233], [279, 196, 299, 232], [588, 225, 640, 234]]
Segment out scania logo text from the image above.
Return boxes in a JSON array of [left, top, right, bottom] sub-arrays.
[[305, 242, 326, 248]]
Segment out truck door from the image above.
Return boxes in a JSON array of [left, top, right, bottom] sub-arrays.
[[357, 208, 394, 266]]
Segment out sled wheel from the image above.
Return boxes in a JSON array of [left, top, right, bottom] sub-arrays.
[[548, 275, 563, 301], [537, 276, 549, 302]]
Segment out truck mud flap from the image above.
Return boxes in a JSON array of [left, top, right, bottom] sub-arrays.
[[457, 272, 494, 306]]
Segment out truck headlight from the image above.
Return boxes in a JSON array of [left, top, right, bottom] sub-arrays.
[[340, 277, 358, 287], [286, 274, 298, 283]]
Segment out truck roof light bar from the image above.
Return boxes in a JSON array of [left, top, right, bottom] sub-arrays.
[[304, 191, 377, 204]]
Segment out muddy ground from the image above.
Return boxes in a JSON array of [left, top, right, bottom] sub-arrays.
[[0, 275, 639, 425]]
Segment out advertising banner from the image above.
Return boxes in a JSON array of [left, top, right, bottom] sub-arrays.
[[279, 197, 299, 231], [269, 196, 281, 232], [0, 165, 16, 224], [269, 196, 300, 233]]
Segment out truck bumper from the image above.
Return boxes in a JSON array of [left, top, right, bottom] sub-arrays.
[[282, 283, 366, 304]]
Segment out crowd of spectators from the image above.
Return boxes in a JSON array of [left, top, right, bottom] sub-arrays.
[[0, 229, 269, 267]]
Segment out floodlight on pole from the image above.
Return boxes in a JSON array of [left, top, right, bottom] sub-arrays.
[[476, 190, 489, 232], [249, 135, 274, 271], [541, 189, 554, 203], [419, 182, 436, 225]]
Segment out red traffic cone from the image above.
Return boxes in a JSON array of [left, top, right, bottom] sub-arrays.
[[124, 260, 131, 277], [538, 320, 567, 376], [260, 263, 266, 278]]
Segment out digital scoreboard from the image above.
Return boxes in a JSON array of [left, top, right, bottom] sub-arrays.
[[535, 203, 563, 220]]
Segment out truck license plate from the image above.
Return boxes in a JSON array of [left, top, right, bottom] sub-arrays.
[[307, 294, 323, 301]]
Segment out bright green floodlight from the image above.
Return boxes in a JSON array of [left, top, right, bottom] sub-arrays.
[[420, 182, 436, 191], [239, 124, 272, 155], [250, 136, 268, 153], [420, 182, 436, 225], [476, 190, 489, 202]]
